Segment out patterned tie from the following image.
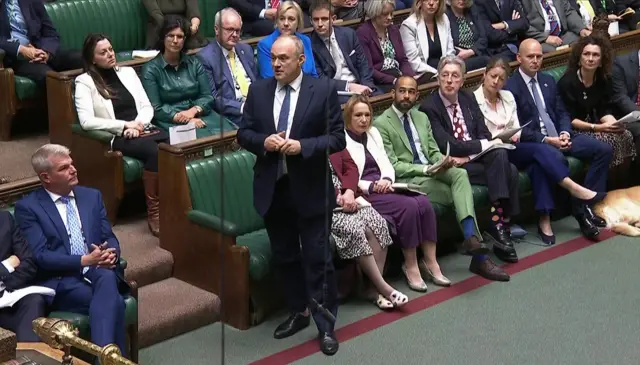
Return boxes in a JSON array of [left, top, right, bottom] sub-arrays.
[[270, 0, 280, 9], [636, 70, 640, 106], [540, 0, 561, 36], [228, 50, 250, 98], [530, 78, 559, 137], [277, 85, 291, 178], [449, 104, 468, 141], [402, 114, 422, 164], [59, 196, 88, 256]]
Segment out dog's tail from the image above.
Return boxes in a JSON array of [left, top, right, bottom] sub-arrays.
[[611, 223, 640, 236]]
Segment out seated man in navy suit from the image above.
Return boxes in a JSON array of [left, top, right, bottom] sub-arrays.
[[15, 144, 128, 356], [309, 1, 378, 104], [506, 39, 611, 239], [0, 0, 82, 86], [197, 8, 258, 127], [0, 210, 45, 342], [474, 0, 529, 60]]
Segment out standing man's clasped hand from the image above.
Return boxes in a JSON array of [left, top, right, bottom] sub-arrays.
[[264, 131, 302, 155]]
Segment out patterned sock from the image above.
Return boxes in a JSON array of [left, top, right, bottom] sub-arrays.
[[461, 216, 476, 240], [491, 201, 505, 229]]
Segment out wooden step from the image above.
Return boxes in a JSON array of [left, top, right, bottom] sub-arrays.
[[137, 278, 220, 348]]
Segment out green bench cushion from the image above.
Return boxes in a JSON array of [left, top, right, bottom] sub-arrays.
[[236, 229, 272, 281], [14, 76, 39, 101]]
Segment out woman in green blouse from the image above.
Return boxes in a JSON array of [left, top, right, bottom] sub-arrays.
[[141, 15, 237, 139]]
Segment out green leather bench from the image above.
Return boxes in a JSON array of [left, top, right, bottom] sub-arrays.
[[2, 207, 139, 362]]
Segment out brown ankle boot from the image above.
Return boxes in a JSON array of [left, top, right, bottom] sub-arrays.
[[142, 170, 160, 237]]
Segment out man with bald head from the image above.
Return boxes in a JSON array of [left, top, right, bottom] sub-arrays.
[[197, 8, 258, 127], [237, 35, 345, 355], [506, 38, 612, 240]]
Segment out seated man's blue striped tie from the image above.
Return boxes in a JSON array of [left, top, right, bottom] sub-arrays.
[[60, 196, 88, 256], [402, 114, 422, 164]]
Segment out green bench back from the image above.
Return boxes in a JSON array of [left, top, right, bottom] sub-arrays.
[[186, 150, 264, 236], [46, 0, 148, 52], [542, 65, 568, 81], [199, 0, 228, 40]]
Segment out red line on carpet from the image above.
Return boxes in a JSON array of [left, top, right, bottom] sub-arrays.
[[250, 230, 616, 365]]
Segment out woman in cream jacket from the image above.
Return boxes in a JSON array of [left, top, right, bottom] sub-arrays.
[[75, 33, 166, 236], [400, 0, 455, 79]]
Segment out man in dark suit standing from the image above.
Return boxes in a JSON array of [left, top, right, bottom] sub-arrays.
[[197, 8, 258, 127], [15, 144, 128, 356], [309, 1, 378, 104], [420, 55, 520, 264], [506, 39, 610, 239], [0, 210, 45, 342], [612, 49, 640, 158], [0, 0, 82, 86], [474, 0, 529, 60], [237, 35, 345, 355]]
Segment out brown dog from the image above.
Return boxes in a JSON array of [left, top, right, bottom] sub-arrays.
[[593, 186, 640, 236]]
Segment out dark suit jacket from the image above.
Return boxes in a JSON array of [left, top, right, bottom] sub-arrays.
[[196, 41, 257, 126], [612, 50, 639, 117], [505, 69, 573, 143], [329, 149, 359, 196], [419, 90, 492, 157], [446, 6, 489, 56], [0, 211, 37, 291], [0, 0, 60, 62], [237, 75, 346, 217], [311, 26, 376, 92], [229, 0, 309, 21], [356, 20, 415, 85], [14, 186, 125, 291], [474, 0, 528, 49]]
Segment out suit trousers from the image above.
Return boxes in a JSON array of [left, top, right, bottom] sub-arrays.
[[508, 142, 570, 213], [401, 167, 481, 237], [464, 149, 520, 216], [563, 134, 612, 194], [263, 177, 338, 334], [50, 269, 126, 355], [0, 293, 46, 342], [541, 31, 579, 53], [8, 49, 83, 87]]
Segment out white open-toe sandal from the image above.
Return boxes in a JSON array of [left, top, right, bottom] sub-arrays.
[[389, 290, 408, 307]]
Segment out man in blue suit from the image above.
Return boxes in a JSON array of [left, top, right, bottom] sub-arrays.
[[506, 39, 611, 239], [197, 8, 258, 127], [309, 1, 378, 104], [0, 0, 82, 86], [0, 210, 45, 342], [474, 0, 529, 60], [237, 35, 345, 355], [15, 144, 128, 356]]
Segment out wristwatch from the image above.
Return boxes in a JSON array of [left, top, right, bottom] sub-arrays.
[[195, 106, 203, 115]]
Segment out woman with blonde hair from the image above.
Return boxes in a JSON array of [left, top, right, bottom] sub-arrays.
[[256, 1, 318, 78], [400, 0, 455, 78], [343, 95, 450, 292]]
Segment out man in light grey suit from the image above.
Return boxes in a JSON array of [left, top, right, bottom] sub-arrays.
[[521, 0, 591, 53]]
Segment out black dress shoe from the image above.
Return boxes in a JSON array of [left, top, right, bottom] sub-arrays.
[[469, 257, 510, 281], [318, 332, 339, 355], [575, 214, 599, 241], [584, 205, 607, 228], [537, 226, 556, 245], [487, 225, 518, 263], [274, 313, 310, 339]]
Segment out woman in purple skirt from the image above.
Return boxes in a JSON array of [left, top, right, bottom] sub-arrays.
[[343, 95, 450, 292]]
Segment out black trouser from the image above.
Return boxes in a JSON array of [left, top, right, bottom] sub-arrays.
[[263, 177, 337, 334], [7, 49, 83, 87], [0, 293, 46, 342], [464, 55, 490, 72], [112, 136, 161, 172]]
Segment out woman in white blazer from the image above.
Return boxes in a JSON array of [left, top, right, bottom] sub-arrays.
[[475, 57, 600, 245], [75, 34, 167, 236], [400, 0, 455, 79], [343, 95, 450, 292]]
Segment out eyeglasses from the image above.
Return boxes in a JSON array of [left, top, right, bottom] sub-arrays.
[[222, 27, 241, 35]]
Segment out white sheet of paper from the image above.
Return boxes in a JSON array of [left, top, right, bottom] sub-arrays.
[[0, 286, 55, 309], [169, 123, 197, 145]]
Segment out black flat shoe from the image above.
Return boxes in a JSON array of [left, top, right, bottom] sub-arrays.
[[319, 332, 339, 356], [274, 312, 310, 339], [537, 226, 556, 245]]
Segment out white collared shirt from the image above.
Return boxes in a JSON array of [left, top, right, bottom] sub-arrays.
[[220, 42, 250, 101], [45, 189, 83, 235], [392, 104, 428, 164], [519, 68, 549, 135], [322, 29, 356, 84]]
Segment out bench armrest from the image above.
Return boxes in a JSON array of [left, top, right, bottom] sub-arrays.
[[119, 257, 127, 270], [71, 124, 114, 144], [0, 49, 5, 68], [187, 210, 239, 237]]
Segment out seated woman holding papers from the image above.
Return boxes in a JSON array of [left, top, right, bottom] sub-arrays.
[[329, 149, 408, 310], [475, 57, 605, 245]]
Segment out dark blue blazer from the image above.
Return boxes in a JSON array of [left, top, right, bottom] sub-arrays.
[[474, 0, 528, 49], [0, 211, 38, 291], [14, 186, 124, 291], [196, 41, 257, 127], [419, 90, 493, 157], [445, 6, 489, 57], [237, 75, 346, 218], [505, 69, 573, 143], [310, 26, 376, 92], [0, 0, 60, 62]]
